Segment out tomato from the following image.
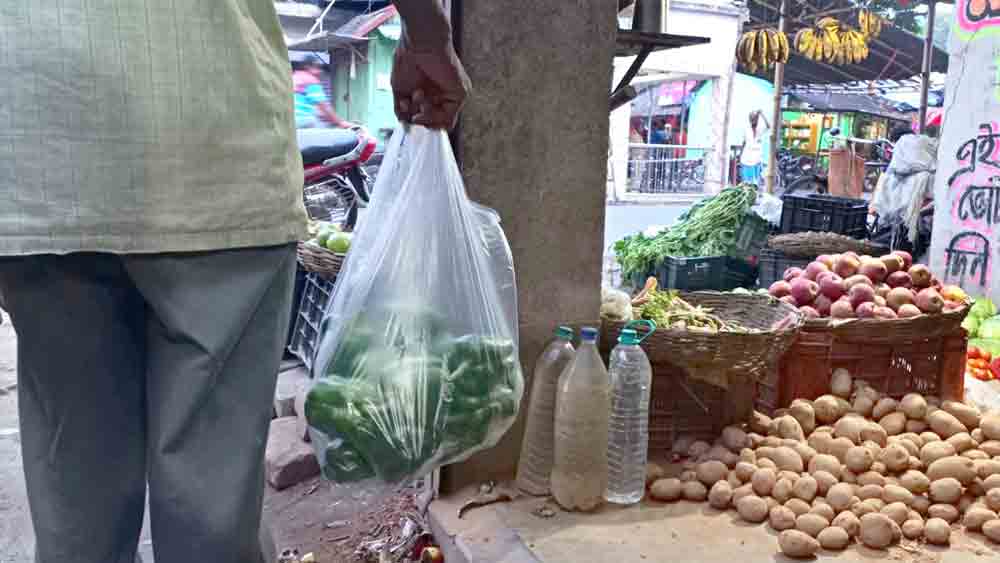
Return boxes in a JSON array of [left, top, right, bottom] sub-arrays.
[[969, 346, 981, 360], [985, 350, 994, 363], [990, 357, 1000, 380]]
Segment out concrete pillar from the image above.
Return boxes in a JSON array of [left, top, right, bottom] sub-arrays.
[[442, 0, 617, 492]]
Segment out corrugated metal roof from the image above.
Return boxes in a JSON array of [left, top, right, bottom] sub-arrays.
[[786, 91, 910, 121]]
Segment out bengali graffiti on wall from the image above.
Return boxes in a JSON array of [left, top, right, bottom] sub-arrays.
[[956, 0, 1000, 38]]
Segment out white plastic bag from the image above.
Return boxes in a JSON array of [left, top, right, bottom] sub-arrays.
[[304, 126, 522, 485]]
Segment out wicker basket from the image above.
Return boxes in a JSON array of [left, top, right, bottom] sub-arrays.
[[646, 361, 733, 458], [603, 292, 803, 391], [297, 241, 345, 280], [767, 232, 888, 259], [806, 301, 971, 344]]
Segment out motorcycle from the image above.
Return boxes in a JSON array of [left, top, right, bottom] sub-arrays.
[[784, 129, 893, 196], [297, 126, 377, 231]]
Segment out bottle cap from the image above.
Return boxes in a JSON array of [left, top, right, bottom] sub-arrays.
[[580, 327, 598, 342], [618, 328, 640, 345], [555, 326, 574, 340]]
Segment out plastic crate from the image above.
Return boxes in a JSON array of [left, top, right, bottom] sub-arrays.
[[727, 212, 771, 260], [288, 272, 337, 372], [757, 249, 811, 288], [657, 256, 758, 291], [779, 194, 869, 238], [755, 325, 967, 415], [285, 265, 308, 351]]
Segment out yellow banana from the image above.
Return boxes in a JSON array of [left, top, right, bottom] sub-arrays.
[[736, 33, 749, 65], [818, 17, 840, 34], [777, 31, 789, 63], [795, 28, 813, 54], [757, 30, 769, 67], [745, 31, 757, 65]]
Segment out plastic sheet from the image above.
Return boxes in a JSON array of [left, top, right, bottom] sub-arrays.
[[304, 126, 522, 485], [872, 134, 938, 244]]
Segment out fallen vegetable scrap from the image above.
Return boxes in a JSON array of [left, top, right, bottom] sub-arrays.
[[645, 366, 1000, 558]]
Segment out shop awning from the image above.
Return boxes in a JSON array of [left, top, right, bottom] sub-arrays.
[[285, 4, 397, 52], [785, 91, 911, 121], [745, 1, 948, 86]]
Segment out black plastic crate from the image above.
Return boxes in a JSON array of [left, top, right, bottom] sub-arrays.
[[727, 212, 771, 260], [288, 272, 337, 372], [657, 256, 757, 291], [779, 194, 869, 238], [757, 249, 811, 289], [285, 265, 308, 352]]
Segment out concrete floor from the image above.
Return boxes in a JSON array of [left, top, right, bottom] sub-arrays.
[[429, 484, 1000, 563]]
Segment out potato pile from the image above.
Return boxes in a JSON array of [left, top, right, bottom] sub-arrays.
[[647, 368, 1000, 558]]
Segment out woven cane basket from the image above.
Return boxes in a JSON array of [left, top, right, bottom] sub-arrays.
[[297, 241, 345, 280], [768, 231, 888, 259]]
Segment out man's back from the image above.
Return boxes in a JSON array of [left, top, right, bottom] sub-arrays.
[[0, 1, 307, 255]]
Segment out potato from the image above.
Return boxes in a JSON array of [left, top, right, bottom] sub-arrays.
[[702, 444, 740, 468], [880, 412, 907, 437], [708, 481, 733, 509], [857, 471, 886, 487], [788, 475, 816, 503], [920, 431, 942, 444], [832, 511, 860, 537], [927, 455, 977, 485], [813, 470, 838, 496], [966, 450, 990, 461], [920, 441, 957, 465], [864, 424, 891, 449], [778, 470, 800, 484], [696, 461, 729, 487], [811, 526, 847, 551], [687, 440, 712, 458], [859, 513, 897, 549], [852, 396, 876, 418], [814, 395, 850, 424], [788, 400, 816, 435], [858, 484, 883, 501], [778, 529, 820, 558], [796, 513, 829, 537], [807, 432, 833, 456], [883, 485, 913, 506], [828, 437, 855, 463], [946, 432, 976, 453], [752, 468, 777, 497], [732, 483, 754, 505], [773, 415, 804, 441], [942, 400, 982, 430], [977, 459, 1000, 480], [928, 477, 963, 504], [963, 506, 997, 531], [982, 413, 1000, 441], [926, 395, 942, 407], [881, 502, 909, 525], [809, 503, 835, 522], [682, 481, 708, 501], [927, 410, 969, 439], [748, 432, 766, 448], [785, 498, 811, 517], [907, 509, 923, 522], [985, 474, 1000, 491], [898, 432, 925, 449], [722, 426, 749, 452], [769, 505, 797, 531], [830, 368, 853, 398], [772, 478, 794, 503], [900, 519, 924, 540], [880, 443, 910, 473], [750, 411, 773, 435], [771, 446, 804, 473], [973, 428, 986, 443], [732, 461, 756, 483], [870, 461, 887, 475], [854, 498, 884, 517], [672, 436, 696, 456], [739, 447, 756, 465], [841, 468, 859, 485], [872, 398, 899, 421], [758, 458, 778, 471], [924, 517, 951, 545], [727, 471, 743, 489], [767, 497, 781, 512], [927, 504, 959, 523], [890, 437, 919, 457], [987, 488, 1000, 512], [958, 493, 977, 515], [827, 483, 855, 512], [679, 470, 697, 482], [968, 478, 986, 497], [645, 462, 667, 486], [908, 456, 923, 471], [899, 470, 930, 494], [808, 454, 841, 476], [980, 441, 1000, 457], [649, 478, 683, 501], [984, 520, 1000, 543], [905, 420, 928, 434], [845, 446, 874, 473], [911, 496, 931, 515], [900, 393, 928, 420], [736, 495, 768, 523]]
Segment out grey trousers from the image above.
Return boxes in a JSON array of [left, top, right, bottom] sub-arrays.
[[0, 245, 296, 563]]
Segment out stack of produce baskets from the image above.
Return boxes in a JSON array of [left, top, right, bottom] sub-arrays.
[[603, 291, 803, 456], [759, 232, 888, 288]]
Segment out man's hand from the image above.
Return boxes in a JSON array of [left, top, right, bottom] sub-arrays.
[[392, 39, 470, 130]]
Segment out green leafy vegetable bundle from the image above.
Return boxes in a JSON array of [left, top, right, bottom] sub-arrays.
[[305, 307, 521, 484], [613, 184, 759, 278]]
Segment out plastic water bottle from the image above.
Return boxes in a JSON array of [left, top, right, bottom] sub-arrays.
[[516, 326, 576, 496], [551, 327, 611, 512], [605, 321, 655, 505]]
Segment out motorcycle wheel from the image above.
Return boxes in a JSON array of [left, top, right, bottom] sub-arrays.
[[785, 175, 827, 195]]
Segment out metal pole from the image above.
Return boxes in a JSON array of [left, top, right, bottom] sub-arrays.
[[918, 0, 937, 133], [765, 0, 788, 194]]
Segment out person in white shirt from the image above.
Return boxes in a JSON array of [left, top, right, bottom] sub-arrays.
[[740, 110, 770, 186]]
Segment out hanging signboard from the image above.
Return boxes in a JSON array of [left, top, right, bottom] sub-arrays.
[[928, 0, 1000, 300]]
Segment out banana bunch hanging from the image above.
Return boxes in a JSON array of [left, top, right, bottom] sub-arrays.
[[735, 28, 790, 73], [858, 9, 884, 38], [794, 17, 869, 65]]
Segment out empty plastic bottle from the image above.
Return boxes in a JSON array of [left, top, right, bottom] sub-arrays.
[[515, 326, 576, 496], [605, 321, 655, 505], [551, 327, 610, 512]]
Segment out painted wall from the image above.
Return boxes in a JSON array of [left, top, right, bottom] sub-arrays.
[[928, 0, 1000, 301], [688, 73, 774, 159], [331, 32, 398, 145]]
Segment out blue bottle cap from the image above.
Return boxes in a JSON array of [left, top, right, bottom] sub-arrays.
[[580, 327, 598, 342], [619, 328, 640, 345]]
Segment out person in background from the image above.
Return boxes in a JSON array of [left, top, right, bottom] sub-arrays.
[[649, 119, 669, 145], [0, 1, 467, 562], [740, 110, 770, 186], [293, 55, 354, 129]]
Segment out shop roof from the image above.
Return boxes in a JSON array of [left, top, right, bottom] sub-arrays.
[[746, 0, 948, 86], [785, 91, 911, 121]]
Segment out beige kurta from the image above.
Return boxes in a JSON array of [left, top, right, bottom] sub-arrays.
[[0, 0, 308, 255]]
